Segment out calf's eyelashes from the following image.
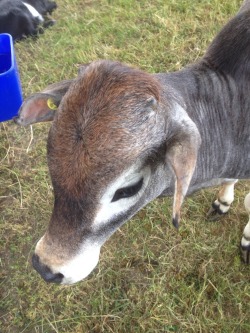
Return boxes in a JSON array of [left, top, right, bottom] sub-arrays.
[[111, 177, 144, 202]]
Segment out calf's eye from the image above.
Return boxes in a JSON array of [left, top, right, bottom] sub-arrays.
[[111, 178, 143, 202]]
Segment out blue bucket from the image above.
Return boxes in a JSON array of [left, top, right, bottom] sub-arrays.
[[0, 34, 23, 122]]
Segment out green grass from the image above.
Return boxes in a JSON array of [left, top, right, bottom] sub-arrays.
[[1, 0, 250, 332]]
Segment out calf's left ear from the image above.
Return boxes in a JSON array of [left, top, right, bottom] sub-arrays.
[[15, 79, 74, 126], [165, 103, 201, 228]]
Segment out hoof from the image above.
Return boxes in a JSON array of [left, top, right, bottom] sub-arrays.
[[207, 201, 228, 221], [240, 243, 250, 264]]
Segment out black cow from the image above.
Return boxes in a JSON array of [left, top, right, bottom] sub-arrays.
[[0, 0, 57, 41]]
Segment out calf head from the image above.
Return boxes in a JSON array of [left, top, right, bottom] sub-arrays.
[[18, 60, 200, 284]]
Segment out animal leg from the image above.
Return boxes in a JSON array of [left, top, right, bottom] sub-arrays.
[[241, 192, 250, 264], [207, 179, 238, 220]]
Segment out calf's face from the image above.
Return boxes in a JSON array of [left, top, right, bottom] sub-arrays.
[[18, 60, 200, 284]]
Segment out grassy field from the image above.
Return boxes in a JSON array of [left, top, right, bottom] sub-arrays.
[[1, 0, 250, 332]]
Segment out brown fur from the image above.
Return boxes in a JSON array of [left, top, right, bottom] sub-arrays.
[[37, 60, 164, 261], [48, 60, 162, 197]]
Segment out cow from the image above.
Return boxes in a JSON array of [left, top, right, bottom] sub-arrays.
[[16, 0, 250, 284], [0, 0, 57, 41]]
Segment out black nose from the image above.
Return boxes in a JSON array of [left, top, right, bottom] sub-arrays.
[[32, 254, 64, 283]]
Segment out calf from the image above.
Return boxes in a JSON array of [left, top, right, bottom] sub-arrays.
[[0, 0, 57, 41], [16, 0, 250, 284]]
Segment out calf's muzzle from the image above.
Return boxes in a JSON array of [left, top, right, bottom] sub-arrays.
[[32, 253, 64, 283]]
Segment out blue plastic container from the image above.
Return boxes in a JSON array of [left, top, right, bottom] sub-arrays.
[[0, 34, 23, 122]]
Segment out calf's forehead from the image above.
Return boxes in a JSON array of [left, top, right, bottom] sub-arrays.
[[47, 116, 154, 199], [47, 61, 163, 196]]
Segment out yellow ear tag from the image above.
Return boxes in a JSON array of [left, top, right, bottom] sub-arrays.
[[47, 98, 57, 110]]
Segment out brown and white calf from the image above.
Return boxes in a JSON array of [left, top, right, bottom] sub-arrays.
[[16, 0, 250, 284]]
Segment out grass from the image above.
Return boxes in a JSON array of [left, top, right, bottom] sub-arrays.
[[1, 0, 250, 332]]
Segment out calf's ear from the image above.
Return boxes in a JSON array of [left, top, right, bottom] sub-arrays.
[[15, 79, 74, 126], [15, 63, 91, 126], [165, 103, 201, 228]]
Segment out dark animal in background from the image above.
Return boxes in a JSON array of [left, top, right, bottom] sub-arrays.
[[0, 0, 57, 41]]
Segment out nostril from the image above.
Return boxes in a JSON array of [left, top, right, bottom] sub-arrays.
[[32, 254, 64, 283]]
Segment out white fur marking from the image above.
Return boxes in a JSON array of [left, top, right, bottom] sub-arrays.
[[214, 180, 238, 213], [244, 192, 250, 214], [94, 164, 151, 228], [23, 2, 44, 22], [52, 242, 101, 285], [241, 235, 250, 247], [218, 181, 236, 205], [214, 199, 230, 213], [241, 193, 250, 246], [242, 193, 250, 247]]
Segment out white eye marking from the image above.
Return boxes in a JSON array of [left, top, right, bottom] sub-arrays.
[[93, 164, 151, 228]]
